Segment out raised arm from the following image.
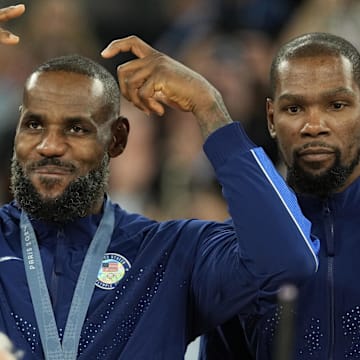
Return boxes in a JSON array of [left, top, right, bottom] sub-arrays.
[[101, 35, 319, 329], [0, 4, 25, 45], [101, 35, 232, 139]]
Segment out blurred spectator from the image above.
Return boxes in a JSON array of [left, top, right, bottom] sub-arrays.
[[155, 0, 305, 56], [84, 0, 168, 45], [154, 0, 218, 56], [83, 0, 170, 77], [214, 0, 304, 37], [144, 29, 279, 221], [22, 0, 101, 62], [108, 99, 159, 215], [278, 0, 360, 51]]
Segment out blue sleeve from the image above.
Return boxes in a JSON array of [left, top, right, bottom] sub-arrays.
[[190, 122, 319, 332]]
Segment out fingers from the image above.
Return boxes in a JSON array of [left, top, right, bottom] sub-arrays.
[[0, 30, 19, 45], [0, 4, 25, 22], [0, 4, 25, 45], [119, 64, 164, 116], [101, 35, 156, 59], [101, 35, 207, 116], [101, 35, 169, 115]]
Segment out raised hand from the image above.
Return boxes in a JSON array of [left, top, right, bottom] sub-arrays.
[[101, 35, 232, 137], [0, 4, 25, 45]]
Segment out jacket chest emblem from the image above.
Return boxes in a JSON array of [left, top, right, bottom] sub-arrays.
[[96, 252, 131, 290]]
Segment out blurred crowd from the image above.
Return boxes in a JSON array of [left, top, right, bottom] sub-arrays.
[[0, 0, 358, 221]]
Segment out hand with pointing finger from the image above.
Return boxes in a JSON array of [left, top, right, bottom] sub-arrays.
[[101, 35, 233, 138], [0, 4, 25, 45]]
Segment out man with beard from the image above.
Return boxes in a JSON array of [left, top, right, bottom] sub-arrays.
[[0, 6, 320, 360], [199, 32, 360, 360]]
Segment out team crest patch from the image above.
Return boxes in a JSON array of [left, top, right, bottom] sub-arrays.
[[96, 253, 131, 290]]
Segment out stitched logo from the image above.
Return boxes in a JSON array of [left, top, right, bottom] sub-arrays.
[[95, 252, 131, 290]]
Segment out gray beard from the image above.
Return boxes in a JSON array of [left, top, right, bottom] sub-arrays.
[[10, 155, 110, 223], [286, 148, 360, 198]]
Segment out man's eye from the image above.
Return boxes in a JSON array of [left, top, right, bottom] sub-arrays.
[[68, 124, 91, 135], [287, 105, 300, 114], [69, 125, 87, 134], [27, 121, 42, 130], [331, 102, 345, 110]]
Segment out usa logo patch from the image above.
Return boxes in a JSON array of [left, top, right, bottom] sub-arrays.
[[96, 252, 131, 290]]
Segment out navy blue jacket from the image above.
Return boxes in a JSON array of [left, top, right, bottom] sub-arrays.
[[0, 123, 318, 359], [200, 175, 360, 360]]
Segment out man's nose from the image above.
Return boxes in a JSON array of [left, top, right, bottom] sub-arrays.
[[300, 109, 330, 137], [36, 130, 67, 157]]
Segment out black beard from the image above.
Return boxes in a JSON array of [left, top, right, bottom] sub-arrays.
[[286, 148, 360, 198], [10, 155, 110, 223]]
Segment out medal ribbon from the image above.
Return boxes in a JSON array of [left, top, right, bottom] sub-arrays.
[[20, 199, 114, 360]]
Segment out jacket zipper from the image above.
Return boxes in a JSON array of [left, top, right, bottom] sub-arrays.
[[323, 200, 335, 360], [51, 227, 65, 329]]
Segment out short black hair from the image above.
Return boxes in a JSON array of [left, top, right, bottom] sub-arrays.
[[28, 54, 120, 116], [270, 32, 360, 97]]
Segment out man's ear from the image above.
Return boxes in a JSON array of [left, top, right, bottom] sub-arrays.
[[266, 98, 276, 139], [108, 116, 130, 158]]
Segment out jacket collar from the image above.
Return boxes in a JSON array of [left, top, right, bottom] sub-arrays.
[[297, 176, 360, 215]]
